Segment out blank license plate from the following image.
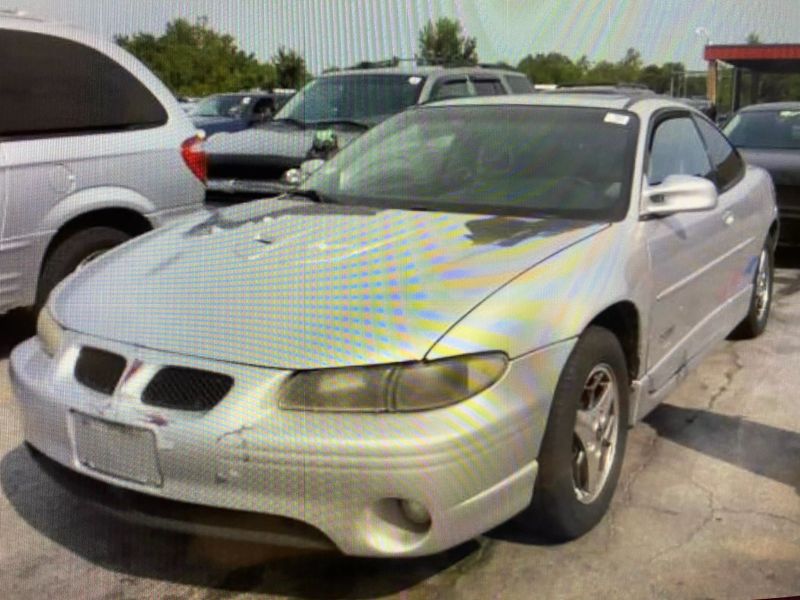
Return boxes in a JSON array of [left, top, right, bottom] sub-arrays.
[[72, 413, 162, 486]]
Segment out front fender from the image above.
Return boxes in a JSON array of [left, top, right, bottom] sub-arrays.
[[426, 224, 649, 361]]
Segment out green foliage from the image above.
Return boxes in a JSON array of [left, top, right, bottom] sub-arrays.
[[418, 17, 478, 65], [116, 18, 278, 96], [273, 47, 310, 89], [517, 52, 586, 84]]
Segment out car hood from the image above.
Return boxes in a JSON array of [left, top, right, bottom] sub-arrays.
[[740, 148, 800, 186], [53, 199, 607, 369], [191, 115, 235, 127], [204, 123, 364, 162]]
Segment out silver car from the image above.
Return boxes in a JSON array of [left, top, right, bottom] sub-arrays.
[[0, 13, 206, 315], [11, 93, 777, 557]]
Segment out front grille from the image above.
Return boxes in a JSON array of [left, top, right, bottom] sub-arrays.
[[142, 367, 234, 411], [74, 347, 127, 395], [208, 154, 295, 181]]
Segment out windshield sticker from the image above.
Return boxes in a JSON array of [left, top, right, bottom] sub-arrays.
[[408, 76, 422, 85], [604, 112, 630, 126]]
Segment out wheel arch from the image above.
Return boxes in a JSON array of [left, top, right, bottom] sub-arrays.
[[585, 300, 642, 384], [37, 207, 152, 292]]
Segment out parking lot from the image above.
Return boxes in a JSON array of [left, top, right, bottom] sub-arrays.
[[0, 251, 797, 600]]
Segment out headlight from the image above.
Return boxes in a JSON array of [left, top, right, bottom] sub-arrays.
[[37, 307, 64, 357], [278, 353, 508, 412]]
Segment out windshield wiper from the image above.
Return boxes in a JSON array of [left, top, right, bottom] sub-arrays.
[[271, 117, 307, 128], [288, 189, 338, 204], [311, 119, 371, 130]]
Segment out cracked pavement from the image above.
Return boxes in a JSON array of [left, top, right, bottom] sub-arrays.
[[1, 254, 799, 599]]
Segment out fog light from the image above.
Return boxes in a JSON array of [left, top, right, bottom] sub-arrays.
[[400, 499, 431, 526]]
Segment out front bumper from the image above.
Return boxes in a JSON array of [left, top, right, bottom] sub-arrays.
[[206, 178, 294, 201], [10, 334, 573, 557]]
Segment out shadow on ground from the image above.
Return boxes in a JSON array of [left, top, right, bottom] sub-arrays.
[[0, 445, 477, 598], [0, 309, 34, 360], [646, 403, 800, 494], [776, 246, 800, 270]]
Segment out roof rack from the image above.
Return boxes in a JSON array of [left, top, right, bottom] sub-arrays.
[[345, 57, 518, 71], [558, 82, 650, 90]]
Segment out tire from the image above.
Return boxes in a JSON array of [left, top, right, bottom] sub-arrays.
[[36, 227, 131, 311], [519, 326, 629, 541], [730, 241, 774, 340]]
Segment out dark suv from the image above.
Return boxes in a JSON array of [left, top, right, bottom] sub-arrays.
[[204, 64, 534, 201]]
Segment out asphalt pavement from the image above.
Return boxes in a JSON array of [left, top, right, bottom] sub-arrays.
[[1, 251, 799, 599]]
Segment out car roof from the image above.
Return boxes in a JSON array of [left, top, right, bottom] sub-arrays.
[[739, 101, 800, 113], [322, 65, 521, 79], [420, 92, 701, 119], [423, 92, 632, 111]]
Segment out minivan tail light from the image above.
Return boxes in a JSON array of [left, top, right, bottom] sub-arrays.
[[181, 135, 207, 183]]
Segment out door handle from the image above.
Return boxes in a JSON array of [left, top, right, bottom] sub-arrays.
[[723, 211, 735, 227]]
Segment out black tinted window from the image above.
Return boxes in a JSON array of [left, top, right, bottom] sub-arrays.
[[430, 78, 470, 101], [0, 29, 167, 138], [472, 78, 505, 96], [694, 116, 745, 190], [724, 109, 800, 150], [648, 117, 713, 185], [506, 75, 534, 94]]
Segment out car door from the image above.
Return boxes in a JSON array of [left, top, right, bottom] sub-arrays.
[[644, 112, 731, 393], [693, 115, 758, 304]]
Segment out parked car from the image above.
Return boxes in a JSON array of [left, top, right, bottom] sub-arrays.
[[204, 64, 535, 201], [177, 95, 200, 113], [0, 13, 206, 316], [724, 102, 800, 244], [189, 91, 294, 138], [12, 93, 777, 557]]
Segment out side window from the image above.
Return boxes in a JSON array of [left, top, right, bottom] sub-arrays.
[[0, 29, 167, 138], [252, 97, 274, 117], [506, 75, 534, 94], [429, 78, 470, 102], [694, 116, 745, 191], [471, 78, 506, 96], [648, 116, 713, 185]]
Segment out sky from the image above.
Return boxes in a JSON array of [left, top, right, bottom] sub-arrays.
[[6, 0, 800, 74]]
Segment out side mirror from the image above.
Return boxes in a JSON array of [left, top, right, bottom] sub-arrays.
[[642, 175, 718, 217]]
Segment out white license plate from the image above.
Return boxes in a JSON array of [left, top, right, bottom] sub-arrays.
[[72, 413, 162, 486]]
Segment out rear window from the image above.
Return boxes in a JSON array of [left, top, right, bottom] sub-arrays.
[[0, 29, 167, 138], [724, 109, 800, 150]]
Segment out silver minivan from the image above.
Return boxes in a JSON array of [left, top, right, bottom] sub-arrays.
[[0, 13, 206, 314]]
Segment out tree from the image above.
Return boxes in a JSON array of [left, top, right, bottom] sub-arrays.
[[517, 52, 585, 84], [273, 47, 310, 89], [746, 32, 762, 45], [616, 48, 643, 82], [417, 17, 477, 65], [116, 18, 276, 96]]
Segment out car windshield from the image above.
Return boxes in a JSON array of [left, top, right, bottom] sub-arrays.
[[724, 109, 800, 150], [302, 105, 639, 220], [191, 95, 247, 117], [274, 74, 426, 126]]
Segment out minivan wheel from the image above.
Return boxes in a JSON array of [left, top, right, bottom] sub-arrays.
[[36, 226, 131, 311], [730, 242, 773, 340], [518, 326, 629, 541]]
